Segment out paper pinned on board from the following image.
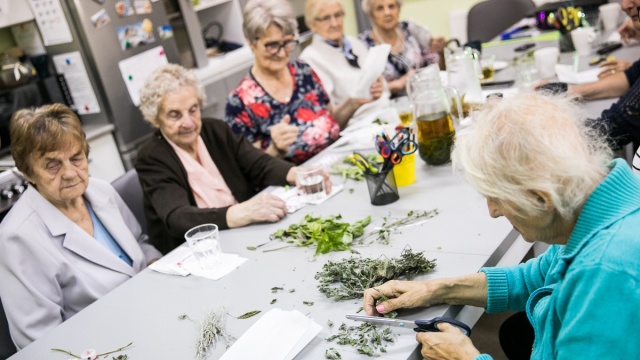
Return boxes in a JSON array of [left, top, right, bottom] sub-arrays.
[[220, 309, 322, 360], [351, 44, 391, 99]]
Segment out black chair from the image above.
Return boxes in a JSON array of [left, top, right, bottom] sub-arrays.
[[111, 169, 147, 234], [467, 0, 536, 43], [0, 297, 16, 360]]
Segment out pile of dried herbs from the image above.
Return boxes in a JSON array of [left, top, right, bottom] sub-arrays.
[[269, 214, 371, 255], [326, 322, 394, 357], [189, 308, 235, 360], [316, 248, 437, 301]]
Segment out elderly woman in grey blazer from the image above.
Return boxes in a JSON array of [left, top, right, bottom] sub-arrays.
[[0, 104, 161, 350]]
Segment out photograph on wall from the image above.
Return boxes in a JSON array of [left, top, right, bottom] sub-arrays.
[[90, 9, 111, 29], [117, 19, 155, 51], [115, 0, 134, 17], [133, 0, 152, 14]]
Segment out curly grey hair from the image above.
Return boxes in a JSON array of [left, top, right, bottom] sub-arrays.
[[361, 0, 403, 17], [243, 0, 298, 42], [138, 64, 205, 127], [451, 92, 613, 220]]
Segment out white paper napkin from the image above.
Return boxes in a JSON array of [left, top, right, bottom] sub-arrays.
[[555, 64, 600, 84], [271, 183, 344, 212], [149, 247, 247, 280], [220, 309, 322, 360]]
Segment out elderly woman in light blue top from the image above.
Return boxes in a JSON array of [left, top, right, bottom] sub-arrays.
[[361, 93, 640, 359], [0, 104, 161, 349]]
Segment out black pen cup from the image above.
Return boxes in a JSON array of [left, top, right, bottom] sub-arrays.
[[365, 169, 399, 206]]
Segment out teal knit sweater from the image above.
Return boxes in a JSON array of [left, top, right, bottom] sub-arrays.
[[475, 159, 640, 359]]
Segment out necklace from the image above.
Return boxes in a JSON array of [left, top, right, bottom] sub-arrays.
[[372, 26, 404, 55]]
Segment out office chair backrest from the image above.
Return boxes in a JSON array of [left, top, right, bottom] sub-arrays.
[[467, 0, 536, 43], [111, 169, 147, 234], [0, 297, 16, 360]]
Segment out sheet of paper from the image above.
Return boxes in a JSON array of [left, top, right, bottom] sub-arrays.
[[28, 0, 73, 46], [555, 64, 600, 84], [0, 0, 9, 31], [220, 309, 321, 360], [118, 46, 168, 106], [52, 52, 101, 114], [10, 22, 46, 56], [149, 246, 248, 280], [351, 44, 391, 99]]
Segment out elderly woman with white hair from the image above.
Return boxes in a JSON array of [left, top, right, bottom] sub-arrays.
[[361, 93, 640, 359], [299, 0, 388, 124], [358, 0, 446, 97], [136, 64, 330, 254], [226, 0, 379, 164]]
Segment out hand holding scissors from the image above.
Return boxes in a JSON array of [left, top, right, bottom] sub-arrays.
[[346, 314, 471, 336]]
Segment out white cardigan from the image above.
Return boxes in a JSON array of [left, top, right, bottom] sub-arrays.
[[300, 35, 390, 125], [0, 177, 161, 349]]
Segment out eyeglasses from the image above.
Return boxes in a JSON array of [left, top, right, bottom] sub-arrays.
[[262, 39, 299, 55], [315, 11, 345, 23]]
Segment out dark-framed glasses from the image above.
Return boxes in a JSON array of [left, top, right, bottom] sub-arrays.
[[263, 39, 299, 55], [315, 11, 345, 23]]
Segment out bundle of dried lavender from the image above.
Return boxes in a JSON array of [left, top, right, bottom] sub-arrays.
[[195, 308, 235, 360]]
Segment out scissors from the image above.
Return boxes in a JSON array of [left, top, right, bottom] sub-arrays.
[[346, 314, 472, 336], [375, 129, 417, 168]]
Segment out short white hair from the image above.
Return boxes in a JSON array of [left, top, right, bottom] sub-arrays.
[[243, 0, 298, 42], [361, 0, 403, 17], [304, 0, 344, 28], [451, 92, 613, 219]]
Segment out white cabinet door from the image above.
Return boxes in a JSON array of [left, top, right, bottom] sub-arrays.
[[88, 133, 125, 183]]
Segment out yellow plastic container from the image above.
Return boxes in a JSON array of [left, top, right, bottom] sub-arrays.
[[393, 152, 416, 187]]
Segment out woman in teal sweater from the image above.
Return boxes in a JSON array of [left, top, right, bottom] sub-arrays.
[[362, 92, 640, 359]]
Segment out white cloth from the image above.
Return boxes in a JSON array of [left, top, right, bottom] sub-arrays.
[[300, 35, 390, 126], [0, 178, 161, 349]]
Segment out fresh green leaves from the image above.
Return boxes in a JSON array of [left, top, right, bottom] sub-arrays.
[[236, 310, 261, 319], [303, 301, 314, 306], [325, 347, 342, 359], [330, 153, 382, 182], [326, 322, 394, 357], [270, 214, 372, 255], [316, 248, 437, 300]]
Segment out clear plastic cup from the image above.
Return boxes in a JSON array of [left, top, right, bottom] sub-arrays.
[[184, 224, 222, 269]]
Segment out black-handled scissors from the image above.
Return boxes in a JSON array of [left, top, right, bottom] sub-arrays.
[[346, 314, 472, 336]]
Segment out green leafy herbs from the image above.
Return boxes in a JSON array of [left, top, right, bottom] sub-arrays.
[[315, 248, 437, 301], [195, 308, 235, 359], [303, 301, 314, 306], [270, 299, 277, 304], [326, 322, 394, 357], [269, 214, 372, 255], [330, 153, 382, 182], [327, 320, 334, 327], [325, 347, 342, 359], [361, 210, 439, 245]]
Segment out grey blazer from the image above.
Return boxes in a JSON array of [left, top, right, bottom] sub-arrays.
[[0, 177, 161, 350]]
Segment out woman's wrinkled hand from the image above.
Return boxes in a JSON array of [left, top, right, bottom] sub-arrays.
[[416, 322, 481, 360], [227, 192, 287, 227], [270, 115, 298, 153], [618, 18, 640, 44], [362, 280, 434, 316], [598, 59, 632, 79], [430, 36, 447, 53]]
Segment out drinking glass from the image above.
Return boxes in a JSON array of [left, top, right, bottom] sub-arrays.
[[184, 224, 222, 269], [391, 96, 414, 126], [296, 166, 326, 202]]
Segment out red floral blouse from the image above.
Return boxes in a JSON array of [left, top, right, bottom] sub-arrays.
[[225, 61, 340, 164]]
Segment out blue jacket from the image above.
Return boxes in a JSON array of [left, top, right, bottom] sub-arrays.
[[476, 159, 640, 359]]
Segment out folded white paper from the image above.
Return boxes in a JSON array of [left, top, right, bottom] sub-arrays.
[[351, 44, 391, 98], [220, 309, 322, 360], [149, 246, 247, 280], [270, 183, 344, 211], [555, 64, 600, 84]]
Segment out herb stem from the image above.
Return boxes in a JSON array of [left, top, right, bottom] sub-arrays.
[[97, 342, 133, 356], [51, 348, 80, 358], [262, 244, 297, 253]]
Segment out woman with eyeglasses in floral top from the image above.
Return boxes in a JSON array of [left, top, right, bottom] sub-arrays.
[[225, 0, 382, 164]]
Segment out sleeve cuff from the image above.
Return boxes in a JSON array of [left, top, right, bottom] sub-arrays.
[[474, 354, 494, 360], [480, 267, 509, 313]]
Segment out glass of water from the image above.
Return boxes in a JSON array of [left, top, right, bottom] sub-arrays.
[[184, 224, 222, 269], [296, 165, 326, 203]]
